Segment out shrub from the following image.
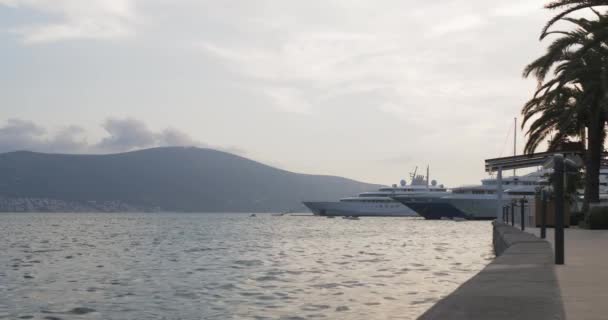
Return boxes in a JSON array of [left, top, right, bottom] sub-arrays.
[[587, 205, 608, 229], [570, 211, 584, 226]]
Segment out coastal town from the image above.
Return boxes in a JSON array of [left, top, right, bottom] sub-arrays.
[[0, 197, 156, 213]]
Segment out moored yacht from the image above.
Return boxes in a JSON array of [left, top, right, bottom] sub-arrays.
[[303, 168, 447, 217], [392, 170, 549, 220]]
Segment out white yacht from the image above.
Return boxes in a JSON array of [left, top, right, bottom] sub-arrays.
[[302, 169, 447, 217], [392, 170, 549, 220]]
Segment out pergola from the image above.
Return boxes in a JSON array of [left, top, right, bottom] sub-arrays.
[[484, 151, 585, 220]]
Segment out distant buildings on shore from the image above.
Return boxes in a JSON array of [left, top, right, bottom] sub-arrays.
[[0, 197, 160, 213]]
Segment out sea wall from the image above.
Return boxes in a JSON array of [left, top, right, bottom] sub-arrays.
[[418, 221, 564, 320]]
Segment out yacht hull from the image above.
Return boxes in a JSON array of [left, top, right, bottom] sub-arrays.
[[302, 201, 418, 217], [392, 196, 505, 220], [444, 197, 509, 220], [402, 200, 468, 220]]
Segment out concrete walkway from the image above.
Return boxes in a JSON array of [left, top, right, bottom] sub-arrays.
[[419, 222, 564, 320], [524, 226, 608, 320]]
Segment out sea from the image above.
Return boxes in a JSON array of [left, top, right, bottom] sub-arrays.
[[0, 213, 493, 320]]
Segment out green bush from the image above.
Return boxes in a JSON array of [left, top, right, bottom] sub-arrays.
[[570, 210, 584, 226], [587, 206, 608, 229]]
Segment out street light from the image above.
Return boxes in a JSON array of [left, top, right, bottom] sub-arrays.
[[544, 154, 581, 265]]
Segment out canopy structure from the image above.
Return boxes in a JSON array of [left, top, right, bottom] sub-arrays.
[[484, 151, 588, 220], [485, 151, 608, 173], [485, 151, 585, 173]]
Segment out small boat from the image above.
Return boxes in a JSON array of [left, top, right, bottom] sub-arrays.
[[273, 209, 295, 217], [249, 214, 257, 217], [453, 217, 467, 222], [342, 216, 360, 220], [326, 216, 335, 219]]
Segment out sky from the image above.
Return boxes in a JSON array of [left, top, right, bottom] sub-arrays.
[[0, 0, 560, 186]]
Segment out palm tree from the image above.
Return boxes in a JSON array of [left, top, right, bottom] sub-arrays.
[[522, 86, 586, 154], [522, 16, 608, 209], [542, 0, 608, 36]]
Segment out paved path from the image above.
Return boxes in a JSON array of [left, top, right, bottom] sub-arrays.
[[524, 226, 608, 320], [419, 222, 563, 320]]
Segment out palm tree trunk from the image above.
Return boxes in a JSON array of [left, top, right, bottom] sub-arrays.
[[584, 107, 604, 212]]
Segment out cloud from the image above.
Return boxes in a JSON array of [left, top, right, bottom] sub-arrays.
[[0, 118, 244, 155], [157, 128, 200, 147], [191, 1, 535, 119], [0, 0, 136, 43], [263, 87, 313, 114], [0, 118, 46, 151], [492, 2, 543, 17], [379, 154, 413, 164], [46, 126, 89, 153], [0, 0, 555, 185], [0, 119, 89, 153], [427, 14, 486, 37], [97, 118, 157, 152]]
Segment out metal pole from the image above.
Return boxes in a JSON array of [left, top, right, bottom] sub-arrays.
[[520, 197, 526, 231], [554, 155, 565, 265], [540, 190, 547, 239], [496, 167, 503, 220], [514, 117, 517, 176], [426, 165, 430, 190], [511, 201, 515, 227]]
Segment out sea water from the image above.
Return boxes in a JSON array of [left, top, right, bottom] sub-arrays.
[[0, 213, 493, 319]]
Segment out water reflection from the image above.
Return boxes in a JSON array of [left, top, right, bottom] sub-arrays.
[[0, 213, 493, 320]]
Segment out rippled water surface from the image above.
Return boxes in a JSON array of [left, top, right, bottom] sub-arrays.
[[0, 213, 493, 319]]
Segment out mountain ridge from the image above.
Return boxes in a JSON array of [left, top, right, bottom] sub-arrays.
[[0, 147, 383, 212]]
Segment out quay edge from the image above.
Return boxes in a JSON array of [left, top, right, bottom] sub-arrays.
[[418, 221, 564, 320]]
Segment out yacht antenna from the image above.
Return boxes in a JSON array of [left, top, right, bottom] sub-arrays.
[[426, 165, 430, 190], [410, 166, 418, 181], [514, 117, 517, 176]]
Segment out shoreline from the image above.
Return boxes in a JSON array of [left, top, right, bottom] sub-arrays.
[[417, 221, 564, 319]]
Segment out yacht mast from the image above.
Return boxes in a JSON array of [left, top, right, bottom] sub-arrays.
[[426, 165, 430, 190], [514, 117, 517, 176]]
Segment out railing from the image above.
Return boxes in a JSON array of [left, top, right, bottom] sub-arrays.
[[501, 198, 532, 231], [500, 154, 570, 265]]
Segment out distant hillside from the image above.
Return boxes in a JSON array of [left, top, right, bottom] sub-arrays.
[[0, 147, 382, 212]]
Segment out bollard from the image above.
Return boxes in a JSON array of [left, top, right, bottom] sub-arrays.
[[554, 155, 564, 265], [540, 190, 547, 239], [510, 202, 515, 227], [520, 198, 526, 231]]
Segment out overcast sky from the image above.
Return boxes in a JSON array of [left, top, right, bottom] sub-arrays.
[[0, 0, 559, 186]]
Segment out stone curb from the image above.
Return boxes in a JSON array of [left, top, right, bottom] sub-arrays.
[[417, 221, 564, 320]]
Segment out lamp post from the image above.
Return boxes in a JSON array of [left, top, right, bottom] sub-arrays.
[[510, 200, 516, 227], [554, 155, 564, 265], [520, 197, 527, 231], [540, 189, 547, 239]]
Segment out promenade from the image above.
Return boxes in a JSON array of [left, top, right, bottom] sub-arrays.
[[525, 226, 608, 320], [419, 222, 564, 320]]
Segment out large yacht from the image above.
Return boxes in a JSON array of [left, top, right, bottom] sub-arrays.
[[302, 169, 447, 217], [392, 170, 549, 220]]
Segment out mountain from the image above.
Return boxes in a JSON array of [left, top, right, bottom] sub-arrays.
[[0, 147, 383, 212]]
